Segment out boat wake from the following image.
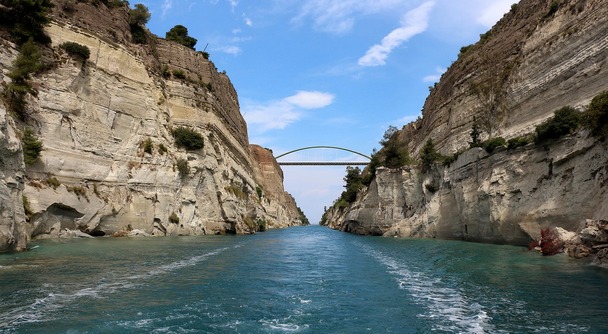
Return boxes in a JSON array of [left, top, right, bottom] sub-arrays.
[[358, 243, 498, 334], [0, 245, 240, 332]]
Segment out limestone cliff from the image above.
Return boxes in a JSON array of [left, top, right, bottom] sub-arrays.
[[322, 0, 608, 246], [0, 1, 305, 252]]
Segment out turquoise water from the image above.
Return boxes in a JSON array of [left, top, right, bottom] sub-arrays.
[[0, 226, 606, 333]]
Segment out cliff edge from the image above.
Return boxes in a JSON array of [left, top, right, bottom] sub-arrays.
[[0, 1, 306, 252], [322, 0, 608, 251]]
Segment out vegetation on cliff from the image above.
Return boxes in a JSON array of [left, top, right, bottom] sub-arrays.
[[129, 3, 150, 44], [172, 127, 204, 151], [165, 25, 197, 49], [587, 91, 608, 137], [4, 38, 43, 121], [21, 128, 43, 165], [0, 0, 53, 45]]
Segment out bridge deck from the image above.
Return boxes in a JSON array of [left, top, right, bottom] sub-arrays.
[[278, 161, 369, 166]]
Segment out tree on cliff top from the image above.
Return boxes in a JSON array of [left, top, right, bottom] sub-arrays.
[[166, 25, 197, 49], [341, 166, 363, 204], [129, 4, 151, 44], [129, 3, 151, 26], [378, 125, 411, 168]]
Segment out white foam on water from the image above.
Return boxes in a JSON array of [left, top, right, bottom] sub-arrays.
[[359, 244, 498, 334], [260, 318, 307, 332], [0, 244, 240, 331]]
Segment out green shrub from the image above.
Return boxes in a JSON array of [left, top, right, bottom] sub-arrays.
[[459, 44, 474, 58], [67, 185, 87, 199], [340, 166, 363, 203], [201, 51, 210, 59], [508, 136, 531, 149], [22, 128, 43, 165], [544, 1, 560, 19], [587, 91, 608, 136], [482, 137, 506, 153], [142, 137, 153, 154], [420, 138, 440, 171], [256, 219, 268, 232], [161, 65, 170, 78], [361, 152, 380, 186], [172, 127, 204, 150], [165, 25, 197, 49], [335, 198, 348, 210], [128, 3, 150, 26], [172, 69, 186, 80], [469, 117, 483, 148], [5, 38, 42, 119], [60, 42, 90, 60], [255, 186, 263, 199], [45, 177, 61, 189], [535, 106, 582, 144], [130, 24, 147, 44], [297, 207, 309, 225], [176, 158, 189, 178], [158, 143, 167, 155], [225, 185, 246, 200], [442, 152, 459, 166], [169, 212, 179, 224]]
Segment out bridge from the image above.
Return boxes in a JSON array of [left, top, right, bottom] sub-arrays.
[[275, 146, 371, 166]]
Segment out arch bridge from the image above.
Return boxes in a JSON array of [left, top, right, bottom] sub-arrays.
[[275, 146, 370, 166]]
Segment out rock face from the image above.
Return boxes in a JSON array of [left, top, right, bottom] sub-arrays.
[[324, 134, 608, 245], [0, 1, 305, 252], [322, 0, 608, 248], [401, 0, 608, 156]]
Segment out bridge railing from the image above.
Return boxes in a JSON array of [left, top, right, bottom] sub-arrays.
[[274, 146, 371, 166]]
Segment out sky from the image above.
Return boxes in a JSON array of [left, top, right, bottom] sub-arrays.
[[143, 0, 517, 224]]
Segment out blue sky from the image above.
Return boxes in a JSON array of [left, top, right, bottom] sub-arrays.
[[143, 0, 517, 224]]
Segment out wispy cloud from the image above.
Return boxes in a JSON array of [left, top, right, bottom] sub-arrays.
[[358, 1, 434, 67], [228, 0, 238, 10], [243, 91, 335, 132], [422, 66, 446, 83], [292, 0, 410, 35], [284, 91, 335, 109], [215, 45, 242, 55], [161, 0, 173, 18], [243, 15, 253, 27]]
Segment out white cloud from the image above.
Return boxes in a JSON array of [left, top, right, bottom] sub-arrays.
[[228, 0, 238, 10], [243, 91, 335, 132], [284, 91, 335, 109], [358, 1, 434, 67], [161, 0, 173, 17], [422, 66, 446, 83], [215, 45, 242, 55], [292, 0, 410, 35], [243, 16, 253, 27]]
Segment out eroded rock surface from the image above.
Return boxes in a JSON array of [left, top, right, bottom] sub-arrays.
[[0, 2, 305, 251]]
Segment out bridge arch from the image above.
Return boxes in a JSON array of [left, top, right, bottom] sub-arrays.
[[275, 146, 372, 160]]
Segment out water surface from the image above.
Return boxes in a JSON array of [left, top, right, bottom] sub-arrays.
[[1, 226, 606, 333]]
